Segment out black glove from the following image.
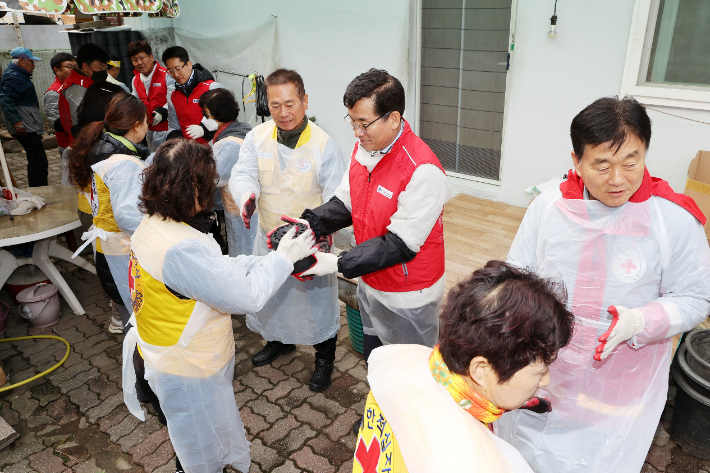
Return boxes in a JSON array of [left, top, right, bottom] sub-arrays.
[[166, 129, 184, 141], [338, 232, 416, 280], [301, 197, 352, 240], [53, 118, 64, 133]]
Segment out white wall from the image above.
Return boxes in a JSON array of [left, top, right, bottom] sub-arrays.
[[125, 0, 414, 162], [0, 24, 70, 49], [488, 0, 710, 207]]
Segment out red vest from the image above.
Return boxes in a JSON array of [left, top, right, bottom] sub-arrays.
[[171, 80, 213, 145], [58, 70, 93, 146], [132, 64, 169, 132], [47, 78, 70, 148], [349, 121, 446, 292]]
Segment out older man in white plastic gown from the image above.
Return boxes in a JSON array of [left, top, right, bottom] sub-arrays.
[[495, 96, 710, 473], [229, 68, 345, 392]]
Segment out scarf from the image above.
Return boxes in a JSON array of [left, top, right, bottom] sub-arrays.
[[560, 168, 706, 224], [175, 68, 196, 96], [276, 116, 309, 149], [429, 345, 506, 424]]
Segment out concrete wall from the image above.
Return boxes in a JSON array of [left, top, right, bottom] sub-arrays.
[[0, 24, 70, 49]]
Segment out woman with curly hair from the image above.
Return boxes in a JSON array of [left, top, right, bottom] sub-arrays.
[[122, 139, 317, 473], [68, 93, 149, 333], [352, 261, 575, 473]]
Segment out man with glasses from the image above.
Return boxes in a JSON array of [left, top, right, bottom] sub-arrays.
[[56, 43, 109, 144], [162, 46, 222, 145], [293, 69, 451, 372], [44, 52, 76, 179], [0, 47, 48, 187], [128, 40, 175, 151], [229, 68, 345, 392]]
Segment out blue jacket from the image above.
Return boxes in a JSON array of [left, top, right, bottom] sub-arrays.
[[0, 62, 43, 134]]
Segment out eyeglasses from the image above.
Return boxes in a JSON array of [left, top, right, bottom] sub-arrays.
[[344, 113, 389, 133], [60, 65, 76, 70], [166, 63, 187, 75]]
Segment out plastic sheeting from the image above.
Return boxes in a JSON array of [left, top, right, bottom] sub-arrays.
[[496, 187, 710, 473], [357, 280, 440, 347]]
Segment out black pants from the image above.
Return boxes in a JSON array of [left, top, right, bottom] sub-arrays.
[[269, 335, 338, 361], [363, 334, 384, 364], [15, 132, 48, 187], [134, 349, 183, 471]]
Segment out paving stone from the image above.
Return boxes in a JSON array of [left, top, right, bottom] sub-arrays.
[[85, 392, 124, 423], [138, 439, 175, 472], [248, 397, 285, 424], [75, 320, 102, 338], [30, 383, 62, 408], [307, 433, 355, 466], [323, 373, 359, 402], [26, 414, 54, 429], [53, 327, 85, 345], [88, 352, 119, 373], [292, 403, 331, 429], [239, 406, 269, 437], [1, 405, 21, 425], [61, 352, 83, 368], [37, 425, 60, 436], [107, 412, 142, 443], [642, 463, 660, 472], [41, 434, 71, 447], [66, 385, 100, 413], [151, 461, 176, 473], [81, 340, 117, 359], [234, 387, 258, 406], [248, 463, 263, 473], [647, 444, 672, 472], [241, 371, 275, 394], [129, 426, 169, 462], [277, 384, 313, 411], [71, 333, 109, 354], [261, 414, 300, 446], [19, 338, 55, 358], [263, 377, 302, 403], [0, 432, 46, 466], [336, 459, 354, 473], [271, 460, 301, 473], [4, 459, 36, 473], [280, 359, 306, 376], [273, 424, 317, 456], [72, 458, 102, 473], [324, 408, 360, 442], [11, 391, 40, 419], [290, 445, 335, 473], [28, 447, 66, 473], [98, 404, 130, 432], [48, 360, 92, 385], [253, 364, 288, 384], [307, 392, 347, 417], [250, 438, 283, 471], [55, 440, 89, 462], [58, 367, 99, 394], [104, 344, 123, 362], [337, 353, 360, 371], [117, 415, 161, 452]]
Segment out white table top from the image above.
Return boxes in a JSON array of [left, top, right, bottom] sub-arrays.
[[0, 186, 81, 247]]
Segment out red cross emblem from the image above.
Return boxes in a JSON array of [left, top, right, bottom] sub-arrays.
[[355, 435, 380, 472], [621, 259, 637, 274]]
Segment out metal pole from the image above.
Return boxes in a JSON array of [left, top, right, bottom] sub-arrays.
[[12, 12, 24, 47]]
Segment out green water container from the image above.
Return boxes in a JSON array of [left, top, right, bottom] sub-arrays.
[[346, 305, 364, 354]]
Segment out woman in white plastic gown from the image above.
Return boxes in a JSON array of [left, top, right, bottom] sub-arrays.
[[68, 93, 150, 333], [495, 97, 710, 473], [121, 139, 317, 473], [198, 88, 257, 256], [353, 261, 575, 473]]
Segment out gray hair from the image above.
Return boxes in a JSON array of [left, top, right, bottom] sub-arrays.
[[11, 58, 20, 65]]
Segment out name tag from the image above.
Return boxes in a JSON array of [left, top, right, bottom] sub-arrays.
[[193, 98, 200, 103], [377, 185, 393, 199], [153, 83, 161, 87]]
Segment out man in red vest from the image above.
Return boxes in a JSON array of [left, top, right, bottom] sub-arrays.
[[162, 46, 222, 145], [285, 69, 451, 363], [44, 52, 76, 180], [55, 43, 109, 145], [128, 40, 174, 151]]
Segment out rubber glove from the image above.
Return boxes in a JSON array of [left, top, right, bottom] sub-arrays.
[[275, 226, 316, 264], [266, 215, 312, 249], [185, 124, 205, 140], [315, 234, 333, 253], [594, 305, 645, 361], [300, 252, 338, 278], [13, 122, 27, 137], [519, 396, 552, 414], [240, 192, 256, 229], [151, 111, 162, 127]]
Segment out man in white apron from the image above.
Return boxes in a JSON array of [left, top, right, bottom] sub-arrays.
[[495, 96, 710, 472], [229, 69, 345, 392]]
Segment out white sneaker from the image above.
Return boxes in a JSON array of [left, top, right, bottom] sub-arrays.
[[108, 316, 123, 334]]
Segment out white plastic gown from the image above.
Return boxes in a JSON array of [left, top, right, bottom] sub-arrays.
[[228, 120, 345, 345], [212, 136, 257, 257], [495, 186, 710, 473], [122, 215, 294, 473]]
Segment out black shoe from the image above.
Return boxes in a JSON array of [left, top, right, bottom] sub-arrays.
[[251, 341, 296, 366], [352, 415, 363, 435], [309, 358, 334, 392]]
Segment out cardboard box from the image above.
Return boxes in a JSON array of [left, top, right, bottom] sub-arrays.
[[684, 150, 710, 240]]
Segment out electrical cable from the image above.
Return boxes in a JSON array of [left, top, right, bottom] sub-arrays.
[[0, 335, 71, 392]]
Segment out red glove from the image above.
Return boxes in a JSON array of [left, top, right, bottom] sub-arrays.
[[241, 192, 256, 229], [266, 215, 311, 250], [520, 396, 552, 414], [315, 234, 333, 253], [594, 306, 619, 361], [14, 125, 27, 137]]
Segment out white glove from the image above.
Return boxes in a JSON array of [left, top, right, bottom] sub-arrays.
[[301, 252, 338, 277], [151, 112, 162, 127], [595, 305, 645, 360], [275, 226, 316, 264], [185, 124, 205, 140]]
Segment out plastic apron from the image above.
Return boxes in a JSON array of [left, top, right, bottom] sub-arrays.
[[213, 135, 257, 257], [122, 215, 250, 473], [72, 153, 145, 310], [363, 345, 533, 473], [247, 121, 339, 345], [496, 190, 710, 473]]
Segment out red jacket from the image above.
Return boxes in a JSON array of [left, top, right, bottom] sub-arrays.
[[349, 121, 446, 292], [58, 70, 93, 146], [132, 65, 169, 132], [47, 78, 70, 148], [171, 80, 213, 145]]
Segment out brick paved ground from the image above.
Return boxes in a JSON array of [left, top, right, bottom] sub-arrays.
[[2, 143, 710, 473]]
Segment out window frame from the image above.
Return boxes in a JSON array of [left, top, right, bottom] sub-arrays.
[[621, 0, 710, 111]]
